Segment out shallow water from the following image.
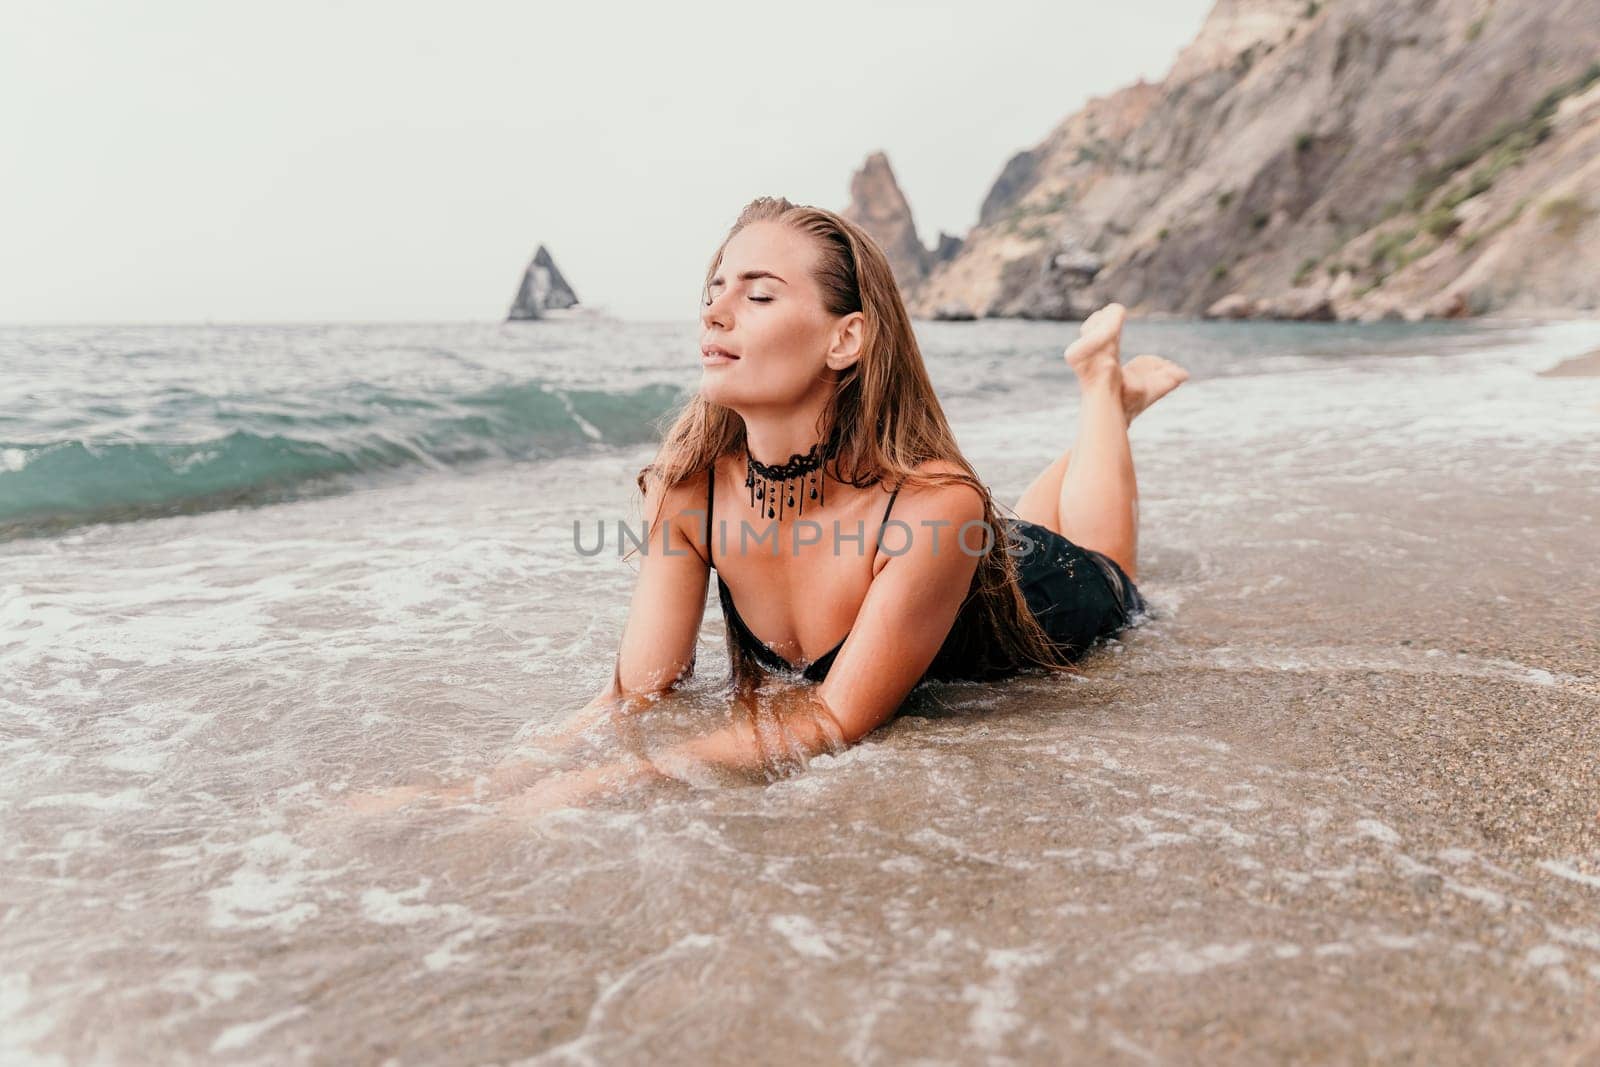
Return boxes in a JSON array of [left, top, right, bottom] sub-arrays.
[[3, 317, 1599, 1063]]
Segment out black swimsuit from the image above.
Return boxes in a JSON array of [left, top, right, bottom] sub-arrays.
[[705, 464, 1144, 684], [707, 463, 898, 681]]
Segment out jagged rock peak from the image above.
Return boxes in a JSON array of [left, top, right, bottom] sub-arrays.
[[842, 151, 931, 294], [933, 231, 965, 264], [506, 244, 580, 321], [1163, 0, 1307, 85]]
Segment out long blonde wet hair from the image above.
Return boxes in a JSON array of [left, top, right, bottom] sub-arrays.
[[635, 196, 1081, 687]]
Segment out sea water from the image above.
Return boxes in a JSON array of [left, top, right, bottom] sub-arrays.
[[3, 317, 1599, 1062]]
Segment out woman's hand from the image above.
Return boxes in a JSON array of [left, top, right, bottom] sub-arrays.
[[514, 682, 665, 758], [345, 756, 663, 817], [343, 689, 668, 816], [500, 756, 668, 817]]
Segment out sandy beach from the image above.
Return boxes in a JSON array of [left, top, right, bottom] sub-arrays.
[[2, 317, 1597, 1063], [1539, 347, 1600, 377]]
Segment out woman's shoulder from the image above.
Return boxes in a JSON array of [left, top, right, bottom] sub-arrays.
[[901, 457, 973, 481], [642, 461, 713, 509], [640, 462, 716, 565], [880, 459, 987, 560], [893, 459, 986, 512]]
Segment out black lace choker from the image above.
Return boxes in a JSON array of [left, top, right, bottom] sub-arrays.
[[745, 440, 832, 520]]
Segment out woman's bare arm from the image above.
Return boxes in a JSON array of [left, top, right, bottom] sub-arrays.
[[650, 472, 988, 777], [508, 473, 988, 809], [357, 475, 714, 807], [503, 474, 712, 756], [357, 471, 987, 815]]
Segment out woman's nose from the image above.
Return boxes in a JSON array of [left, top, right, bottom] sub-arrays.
[[701, 289, 731, 329]]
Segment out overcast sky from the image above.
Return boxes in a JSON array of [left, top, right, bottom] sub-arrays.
[[1, 0, 1211, 324]]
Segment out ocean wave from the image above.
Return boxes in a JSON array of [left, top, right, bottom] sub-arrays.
[[0, 379, 685, 538]]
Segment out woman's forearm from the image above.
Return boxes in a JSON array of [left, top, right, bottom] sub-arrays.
[[527, 680, 662, 750], [497, 683, 853, 815], [643, 685, 850, 782], [513, 685, 849, 808]]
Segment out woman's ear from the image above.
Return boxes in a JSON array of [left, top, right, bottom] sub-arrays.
[[824, 312, 865, 371]]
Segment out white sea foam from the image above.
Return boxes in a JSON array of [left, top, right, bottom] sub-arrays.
[[209, 1007, 309, 1053], [6, 318, 1600, 1060], [1354, 819, 1402, 845], [769, 914, 839, 960], [21, 789, 148, 812], [1539, 860, 1600, 889], [206, 831, 330, 934], [1126, 940, 1256, 976], [963, 946, 1051, 1052]]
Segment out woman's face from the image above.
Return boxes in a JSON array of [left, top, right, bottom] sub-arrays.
[[698, 221, 850, 410]]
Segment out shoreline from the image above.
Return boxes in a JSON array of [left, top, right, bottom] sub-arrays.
[[4, 316, 1599, 1062], [3, 310, 1600, 329], [1537, 346, 1600, 376]]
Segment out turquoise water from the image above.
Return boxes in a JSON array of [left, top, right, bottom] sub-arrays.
[[0, 322, 693, 535], [0, 317, 1519, 538]]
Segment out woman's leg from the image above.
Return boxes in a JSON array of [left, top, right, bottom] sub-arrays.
[[1057, 305, 1141, 581], [1012, 448, 1072, 528], [1012, 331, 1190, 570]]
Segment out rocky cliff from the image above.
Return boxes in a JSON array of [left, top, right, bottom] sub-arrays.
[[906, 0, 1600, 322], [842, 152, 929, 293], [506, 245, 580, 321]]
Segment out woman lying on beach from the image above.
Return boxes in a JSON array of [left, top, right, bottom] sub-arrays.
[[353, 197, 1187, 815]]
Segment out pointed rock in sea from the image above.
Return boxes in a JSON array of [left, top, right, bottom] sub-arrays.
[[506, 244, 580, 321]]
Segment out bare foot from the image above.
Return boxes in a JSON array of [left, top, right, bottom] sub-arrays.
[[1063, 303, 1126, 387], [1120, 354, 1190, 425]]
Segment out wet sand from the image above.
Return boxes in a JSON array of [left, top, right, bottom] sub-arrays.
[[3, 319, 1598, 1064], [1539, 347, 1600, 376]]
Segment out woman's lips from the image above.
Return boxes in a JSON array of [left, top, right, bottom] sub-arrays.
[[700, 344, 739, 365]]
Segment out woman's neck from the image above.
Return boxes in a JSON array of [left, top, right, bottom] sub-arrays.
[[742, 411, 828, 467]]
